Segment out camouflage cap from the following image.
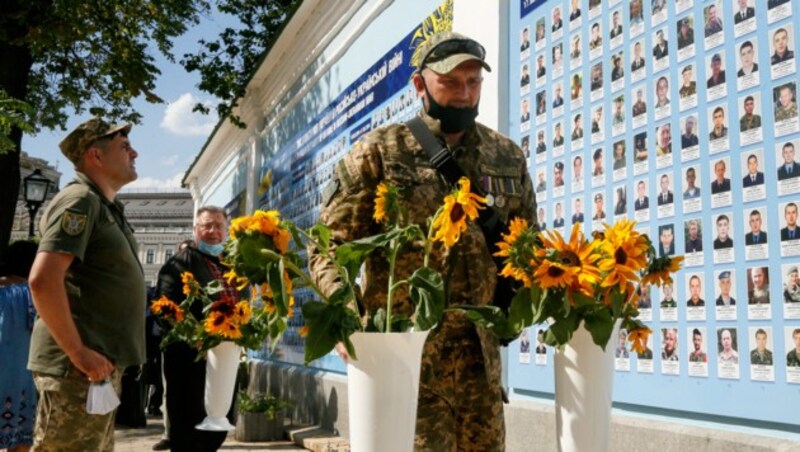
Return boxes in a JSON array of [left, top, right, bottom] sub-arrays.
[[59, 118, 132, 164], [416, 31, 491, 74]]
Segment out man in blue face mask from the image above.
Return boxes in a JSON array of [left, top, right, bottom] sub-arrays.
[[155, 206, 241, 452]]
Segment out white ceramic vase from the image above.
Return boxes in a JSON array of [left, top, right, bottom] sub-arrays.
[[554, 321, 620, 452], [347, 331, 430, 452], [196, 341, 241, 431]]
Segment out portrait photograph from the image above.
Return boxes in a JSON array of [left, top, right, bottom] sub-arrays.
[[654, 122, 672, 170], [739, 93, 764, 146], [703, 2, 725, 49], [570, 72, 584, 109], [717, 327, 740, 380], [676, 16, 695, 62], [734, 0, 757, 37], [678, 63, 697, 112], [769, 25, 796, 80], [710, 157, 733, 209], [740, 148, 766, 203], [631, 85, 647, 129], [767, 0, 792, 25], [633, 179, 650, 222], [654, 75, 671, 120], [712, 213, 734, 264], [633, 131, 649, 176], [569, 0, 583, 29], [777, 140, 800, 196], [749, 327, 775, 381], [651, 0, 667, 27], [656, 171, 675, 220], [684, 273, 706, 321], [520, 25, 531, 60], [629, 0, 644, 38], [707, 104, 730, 154], [661, 328, 680, 375], [744, 207, 769, 261], [687, 326, 709, 378], [714, 269, 737, 319], [682, 164, 702, 214], [773, 82, 800, 137], [683, 220, 704, 265], [552, 43, 564, 77], [630, 40, 646, 82], [747, 266, 771, 320], [736, 38, 760, 92], [706, 51, 728, 102], [652, 28, 669, 73], [779, 200, 800, 257], [589, 21, 603, 61], [570, 34, 583, 70], [679, 114, 700, 162], [782, 264, 800, 320]]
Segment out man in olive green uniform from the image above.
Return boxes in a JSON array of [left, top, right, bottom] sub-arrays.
[[749, 328, 773, 366], [309, 32, 537, 451], [775, 84, 798, 122], [27, 118, 145, 451]]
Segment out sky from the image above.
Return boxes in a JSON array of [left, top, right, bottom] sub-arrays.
[[22, 13, 239, 191]]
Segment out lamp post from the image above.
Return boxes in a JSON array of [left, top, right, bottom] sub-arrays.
[[23, 169, 52, 238]]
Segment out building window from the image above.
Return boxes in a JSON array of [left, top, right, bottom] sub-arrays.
[[165, 249, 174, 262], [146, 248, 155, 264]]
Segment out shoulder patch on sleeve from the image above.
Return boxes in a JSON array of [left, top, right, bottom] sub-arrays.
[[61, 209, 88, 236], [322, 178, 341, 207]]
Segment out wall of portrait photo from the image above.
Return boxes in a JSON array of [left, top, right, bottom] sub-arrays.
[[508, 0, 800, 426]]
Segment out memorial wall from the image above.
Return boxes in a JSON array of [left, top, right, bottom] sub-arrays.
[[507, 0, 800, 426]]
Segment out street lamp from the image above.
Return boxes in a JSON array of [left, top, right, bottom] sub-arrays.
[[23, 169, 52, 238]]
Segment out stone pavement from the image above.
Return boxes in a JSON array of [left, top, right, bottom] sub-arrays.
[[114, 414, 307, 451]]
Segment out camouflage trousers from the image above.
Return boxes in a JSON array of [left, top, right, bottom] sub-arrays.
[[415, 324, 505, 451], [31, 365, 123, 452]]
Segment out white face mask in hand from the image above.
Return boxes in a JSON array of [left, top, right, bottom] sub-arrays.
[[86, 381, 120, 415]]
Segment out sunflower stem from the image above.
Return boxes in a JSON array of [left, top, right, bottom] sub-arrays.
[[294, 228, 363, 324], [423, 206, 444, 268], [385, 238, 402, 333]]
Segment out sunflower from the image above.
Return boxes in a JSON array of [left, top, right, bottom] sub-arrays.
[[641, 255, 685, 287], [151, 295, 184, 323], [229, 210, 291, 254], [232, 301, 252, 324], [431, 177, 487, 247], [299, 325, 309, 338], [627, 327, 651, 355], [223, 268, 249, 291], [495, 217, 537, 287], [204, 312, 243, 339], [181, 271, 199, 297], [597, 219, 650, 290], [537, 224, 601, 295], [373, 182, 400, 224]]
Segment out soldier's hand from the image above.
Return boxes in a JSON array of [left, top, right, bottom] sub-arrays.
[[71, 346, 115, 383], [335, 342, 350, 364]]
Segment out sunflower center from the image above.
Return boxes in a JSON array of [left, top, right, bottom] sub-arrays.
[[450, 203, 465, 223], [547, 265, 566, 277], [614, 247, 628, 265], [560, 251, 581, 267]]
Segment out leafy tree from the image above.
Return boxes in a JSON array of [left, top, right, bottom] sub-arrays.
[[0, 0, 298, 252]]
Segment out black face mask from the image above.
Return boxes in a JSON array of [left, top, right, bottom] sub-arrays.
[[422, 80, 479, 134]]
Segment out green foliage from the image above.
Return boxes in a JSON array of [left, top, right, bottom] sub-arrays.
[[0, 91, 34, 154], [180, 0, 302, 127], [237, 391, 290, 420]]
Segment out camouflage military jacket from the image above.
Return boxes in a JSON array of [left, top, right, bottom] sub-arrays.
[[750, 349, 773, 366], [311, 110, 536, 313], [787, 350, 800, 367], [776, 102, 798, 122], [309, 110, 537, 382]]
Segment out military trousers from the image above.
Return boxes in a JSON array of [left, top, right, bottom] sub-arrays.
[[32, 365, 123, 452], [415, 324, 505, 451]]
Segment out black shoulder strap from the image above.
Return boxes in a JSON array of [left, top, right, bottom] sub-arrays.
[[405, 116, 500, 234]]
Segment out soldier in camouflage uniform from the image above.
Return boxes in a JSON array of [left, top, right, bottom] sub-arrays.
[[775, 84, 798, 123], [27, 118, 145, 451], [749, 328, 773, 366], [787, 328, 800, 367], [309, 32, 537, 451]]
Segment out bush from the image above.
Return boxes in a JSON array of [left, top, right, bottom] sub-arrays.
[[237, 391, 290, 420]]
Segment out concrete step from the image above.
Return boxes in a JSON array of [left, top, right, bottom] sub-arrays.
[[286, 425, 350, 452]]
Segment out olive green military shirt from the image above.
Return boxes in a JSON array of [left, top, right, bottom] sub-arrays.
[[28, 172, 146, 375]]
